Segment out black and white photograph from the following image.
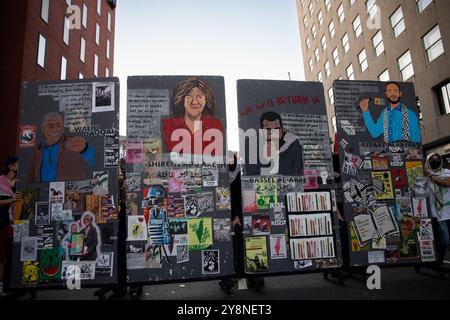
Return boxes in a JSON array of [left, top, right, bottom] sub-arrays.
[[35, 202, 50, 226], [20, 237, 38, 262], [202, 249, 220, 275], [92, 82, 115, 113]]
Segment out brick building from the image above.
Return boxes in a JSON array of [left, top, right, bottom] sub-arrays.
[[0, 0, 117, 164], [296, 0, 450, 165]]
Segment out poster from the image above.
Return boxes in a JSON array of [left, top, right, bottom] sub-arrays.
[[125, 76, 232, 283], [245, 236, 269, 273], [334, 80, 435, 266], [11, 79, 120, 290], [238, 80, 340, 275]]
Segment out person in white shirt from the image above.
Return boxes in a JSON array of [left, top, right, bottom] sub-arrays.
[[425, 153, 450, 263]]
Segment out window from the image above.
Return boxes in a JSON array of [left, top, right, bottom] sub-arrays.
[[106, 39, 110, 60], [338, 75, 343, 80], [367, 0, 378, 19], [372, 30, 384, 57], [391, 7, 406, 38], [37, 34, 46, 68], [398, 50, 414, 80], [80, 37, 86, 62], [342, 33, 350, 53], [325, 0, 331, 11], [423, 25, 444, 62], [325, 60, 331, 77], [97, 0, 102, 15], [306, 36, 311, 49], [349, 0, 355, 6], [303, 16, 308, 29], [106, 67, 110, 77], [312, 24, 317, 39], [378, 69, 390, 81], [321, 35, 327, 51], [82, 3, 88, 29], [318, 71, 323, 82], [315, 47, 320, 62], [309, 58, 314, 72], [41, 0, 49, 23], [66, 0, 71, 6], [79, 72, 84, 79], [359, 49, 368, 72], [347, 64, 355, 80], [333, 48, 340, 66], [60, 56, 67, 80], [308, 2, 314, 16], [337, 3, 345, 23], [94, 54, 99, 77], [416, 0, 433, 13], [438, 81, 450, 115], [318, 10, 323, 26], [63, 17, 70, 45], [332, 116, 337, 133], [95, 23, 100, 45], [329, 20, 335, 38], [108, 12, 112, 31], [328, 88, 335, 105], [353, 15, 362, 38]]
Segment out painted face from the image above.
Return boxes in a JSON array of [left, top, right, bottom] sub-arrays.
[[83, 215, 92, 227], [43, 116, 64, 146], [385, 83, 402, 105], [262, 119, 282, 142], [71, 224, 78, 233], [184, 87, 206, 118]]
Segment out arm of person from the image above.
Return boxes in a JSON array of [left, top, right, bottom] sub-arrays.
[[0, 198, 13, 207], [407, 109, 422, 143], [80, 144, 95, 167], [430, 175, 450, 187], [362, 109, 384, 139]]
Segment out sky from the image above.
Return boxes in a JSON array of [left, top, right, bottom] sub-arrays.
[[114, 0, 305, 151]]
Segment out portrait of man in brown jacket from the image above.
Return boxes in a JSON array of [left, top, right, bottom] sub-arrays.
[[29, 112, 95, 182]]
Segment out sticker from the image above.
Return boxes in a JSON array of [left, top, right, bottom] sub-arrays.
[[213, 218, 231, 242], [20, 237, 38, 261], [19, 125, 37, 148], [270, 234, 287, 259]]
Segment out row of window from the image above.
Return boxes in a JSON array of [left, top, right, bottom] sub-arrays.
[[37, 33, 110, 79], [38, 0, 112, 78], [314, 23, 443, 86]]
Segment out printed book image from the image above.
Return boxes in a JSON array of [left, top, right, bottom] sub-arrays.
[[245, 236, 269, 273]]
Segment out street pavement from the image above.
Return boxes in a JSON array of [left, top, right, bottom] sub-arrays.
[[14, 261, 450, 300]]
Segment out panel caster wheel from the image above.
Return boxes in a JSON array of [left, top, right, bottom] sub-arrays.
[[98, 294, 106, 301]]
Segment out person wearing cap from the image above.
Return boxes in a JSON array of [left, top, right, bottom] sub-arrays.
[[0, 157, 22, 295], [425, 153, 450, 263]]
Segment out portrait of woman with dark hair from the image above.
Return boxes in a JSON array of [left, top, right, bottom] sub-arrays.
[[162, 77, 224, 155]]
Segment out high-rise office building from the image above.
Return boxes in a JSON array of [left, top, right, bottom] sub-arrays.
[[296, 0, 450, 163], [0, 0, 117, 163]]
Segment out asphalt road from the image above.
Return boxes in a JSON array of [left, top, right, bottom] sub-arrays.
[[13, 262, 450, 300]]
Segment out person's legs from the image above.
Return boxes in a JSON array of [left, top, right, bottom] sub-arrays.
[[437, 220, 449, 263]]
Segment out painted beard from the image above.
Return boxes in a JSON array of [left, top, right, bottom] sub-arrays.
[[387, 96, 401, 104]]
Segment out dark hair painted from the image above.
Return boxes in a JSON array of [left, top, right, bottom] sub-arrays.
[[172, 77, 216, 117], [385, 81, 401, 92], [3, 156, 18, 175], [259, 111, 283, 129]]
